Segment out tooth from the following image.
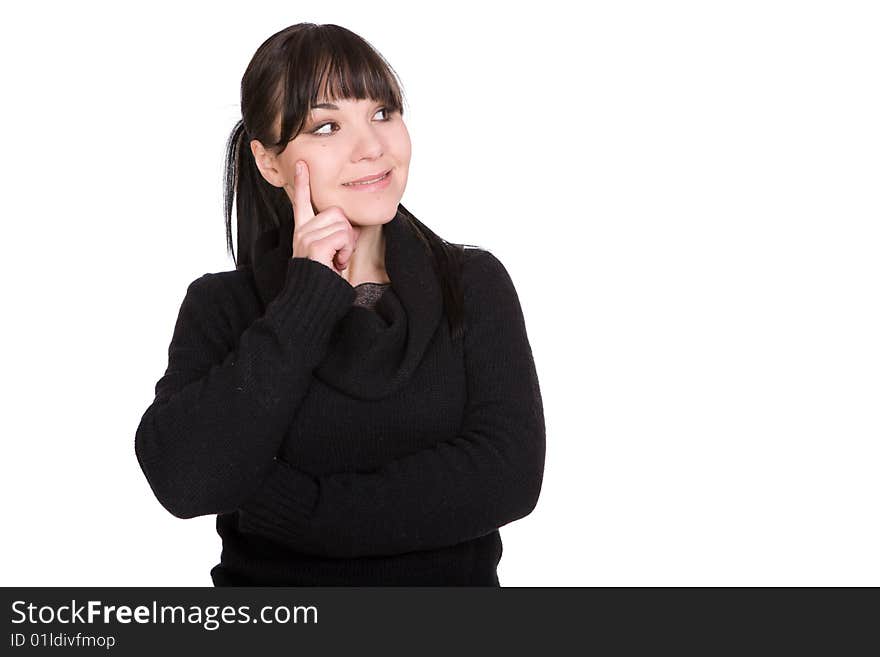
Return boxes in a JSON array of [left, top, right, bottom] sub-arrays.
[[347, 172, 386, 185]]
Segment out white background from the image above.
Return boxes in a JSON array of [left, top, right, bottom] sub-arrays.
[[1, 1, 878, 586]]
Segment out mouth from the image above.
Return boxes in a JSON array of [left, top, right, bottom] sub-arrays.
[[342, 169, 392, 191]]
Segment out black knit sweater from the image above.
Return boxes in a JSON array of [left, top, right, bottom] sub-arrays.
[[134, 208, 545, 586]]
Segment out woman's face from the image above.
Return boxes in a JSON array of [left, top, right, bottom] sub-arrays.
[[254, 96, 411, 227]]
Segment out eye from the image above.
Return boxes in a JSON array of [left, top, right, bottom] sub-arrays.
[[310, 106, 395, 136]]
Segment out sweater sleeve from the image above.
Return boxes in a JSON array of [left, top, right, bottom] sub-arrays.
[[135, 257, 356, 519], [236, 250, 546, 558]]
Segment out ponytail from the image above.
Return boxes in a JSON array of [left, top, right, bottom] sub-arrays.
[[223, 119, 292, 270]]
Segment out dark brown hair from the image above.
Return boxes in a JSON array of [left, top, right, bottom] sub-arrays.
[[222, 23, 480, 341]]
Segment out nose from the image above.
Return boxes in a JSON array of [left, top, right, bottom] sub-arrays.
[[349, 121, 384, 160]]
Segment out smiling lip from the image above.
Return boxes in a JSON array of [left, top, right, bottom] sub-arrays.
[[342, 169, 392, 191], [344, 169, 391, 184]]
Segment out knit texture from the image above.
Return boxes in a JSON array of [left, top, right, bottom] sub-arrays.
[[134, 208, 545, 586]]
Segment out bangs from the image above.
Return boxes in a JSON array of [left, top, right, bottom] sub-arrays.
[[312, 52, 403, 110]]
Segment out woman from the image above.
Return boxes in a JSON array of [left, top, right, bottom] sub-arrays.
[[135, 22, 545, 586]]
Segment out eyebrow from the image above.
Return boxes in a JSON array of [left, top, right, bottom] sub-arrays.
[[311, 102, 339, 110]]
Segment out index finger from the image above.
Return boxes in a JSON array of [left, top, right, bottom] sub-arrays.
[[292, 160, 315, 223]]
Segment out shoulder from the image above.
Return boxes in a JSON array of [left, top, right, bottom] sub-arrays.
[[178, 267, 262, 328], [183, 267, 252, 295], [457, 247, 528, 334], [460, 246, 519, 300]]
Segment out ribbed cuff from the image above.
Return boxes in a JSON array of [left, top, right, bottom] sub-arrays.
[[236, 458, 319, 547], [262, 257, 356, 350]]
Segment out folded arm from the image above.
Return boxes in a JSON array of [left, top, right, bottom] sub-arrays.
[[135, 258, 355, 519], [237, 250, 546, 558]]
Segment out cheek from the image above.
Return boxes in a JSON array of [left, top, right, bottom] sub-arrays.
[[396, 127, 412, 160], [310, 180, 336, 206], [400, 144, 412, 166], [305, 163, 336, 199]]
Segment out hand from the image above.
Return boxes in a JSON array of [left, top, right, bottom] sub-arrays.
[[290, 159, 360, 274]]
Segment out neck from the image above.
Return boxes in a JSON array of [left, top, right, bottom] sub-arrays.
[[340, 222, 389, 286]]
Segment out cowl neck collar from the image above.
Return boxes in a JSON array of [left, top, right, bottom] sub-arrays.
[[250, 206, 443, 400]]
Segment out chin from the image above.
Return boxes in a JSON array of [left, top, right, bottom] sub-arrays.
[[344, 200, 402, 226]]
